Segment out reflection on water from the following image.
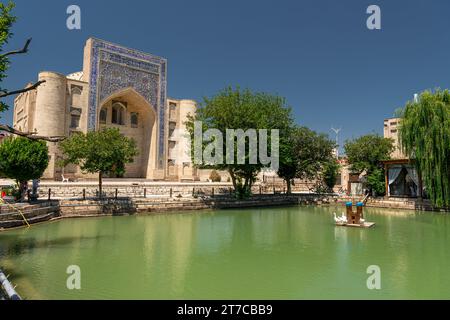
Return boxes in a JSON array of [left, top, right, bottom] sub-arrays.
[[1, 206, 450, 299]]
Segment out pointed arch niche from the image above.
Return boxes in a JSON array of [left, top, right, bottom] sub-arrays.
[[98, 88, 158, 178]]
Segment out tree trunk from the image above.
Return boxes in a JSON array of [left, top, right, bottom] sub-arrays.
[[286, 178, 292, 194], [229, 170, 237, 190], [98, 171, 103, 199], [245, 176, 253, 192], [18, 180, 28, 202]]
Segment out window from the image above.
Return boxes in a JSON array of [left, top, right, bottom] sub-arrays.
[[112, 102, 126, 125], [70, 115, 80, 129], [71, 85, 83, 108], [99, 108, 107, 124], [130, 113, 138, 128], [70, 108, 82, 129], [168, 122, 176, 138]]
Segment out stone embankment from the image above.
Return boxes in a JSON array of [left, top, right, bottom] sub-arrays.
[[0, 201, 60, 229], [338, 195, 450, 212], [1, 193, 335, 230]]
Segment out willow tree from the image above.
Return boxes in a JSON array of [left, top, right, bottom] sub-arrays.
[[399, 89, 450, 207]]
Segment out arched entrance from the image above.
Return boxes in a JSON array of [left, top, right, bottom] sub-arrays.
[[97, 88, 158, 178]]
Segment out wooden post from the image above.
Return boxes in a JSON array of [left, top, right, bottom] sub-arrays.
[[346, 202, 353, 221], [144, 188, 147, 198], [115, 188, 118, 200], [259, 186, 262, 195], [212, 187, 215, 198], [170, 188, 173, 198], [83, 189, 86, 200], [192, 187, 195, 197], [48, 188, 51, 201], [356, 203, 363, 223]]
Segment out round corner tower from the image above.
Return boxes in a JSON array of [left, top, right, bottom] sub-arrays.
[[34, 71, 68, 179]]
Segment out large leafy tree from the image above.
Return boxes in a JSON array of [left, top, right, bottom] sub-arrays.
[[344, 134, 394, 195], [277, 126, 335, 193], [186, 86, 293, 197], [0, 137, 48, 199], [322, 159, 340, 191], [399, 89, 450, 207], [59, 128, 138, 198]]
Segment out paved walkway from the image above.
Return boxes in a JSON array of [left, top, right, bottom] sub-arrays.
[[0, 179, 14, 186]]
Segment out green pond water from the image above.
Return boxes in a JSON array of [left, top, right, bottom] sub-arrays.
[[1, 205, 450, 300]]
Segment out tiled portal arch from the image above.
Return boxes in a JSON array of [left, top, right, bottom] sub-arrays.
[[87, 38, 167, 169]]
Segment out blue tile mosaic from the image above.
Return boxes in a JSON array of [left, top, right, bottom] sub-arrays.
[[87, 38, 167, 167]]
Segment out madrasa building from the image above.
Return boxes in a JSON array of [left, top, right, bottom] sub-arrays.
[[12, 38, 201, 181]]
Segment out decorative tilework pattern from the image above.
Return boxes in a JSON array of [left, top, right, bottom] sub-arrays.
[[98, 61, 159, 107], [88, 38, 167, 167]]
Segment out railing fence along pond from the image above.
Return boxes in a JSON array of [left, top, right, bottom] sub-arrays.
[[41, 182, 307, 201]]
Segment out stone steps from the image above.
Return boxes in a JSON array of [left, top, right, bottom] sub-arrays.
[[0, 206, 58, 222], [0, 212, 57, 229]]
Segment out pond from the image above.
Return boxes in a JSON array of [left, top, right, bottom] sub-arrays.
[[1, 205, 449, 299]]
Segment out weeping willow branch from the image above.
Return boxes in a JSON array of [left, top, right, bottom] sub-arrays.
[[399, 89, 450, 207]]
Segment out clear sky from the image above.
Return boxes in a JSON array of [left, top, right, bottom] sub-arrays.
[[2, 0, 450, 147]]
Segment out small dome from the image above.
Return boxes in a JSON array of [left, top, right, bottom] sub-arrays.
[[67, 71, 84, 81]]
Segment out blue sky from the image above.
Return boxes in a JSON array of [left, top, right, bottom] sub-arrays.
[[2, 0, 450, 146]]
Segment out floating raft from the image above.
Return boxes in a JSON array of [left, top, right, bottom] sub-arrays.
[[335, 222, 375, 228]]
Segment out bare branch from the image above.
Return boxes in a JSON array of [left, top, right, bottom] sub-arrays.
[[0, 80, 45, 98], [0, 124, 66, 142], [0, 38, 32, 58]]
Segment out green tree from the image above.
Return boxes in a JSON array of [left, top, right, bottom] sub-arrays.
[[59, 128, 138, 198], [366, 168, 385, 196], [399, 89, 450, 207], [209, 169, 221, 182], [0, 136, 48, 200], [278, 126, 335, 193], [344, 134, 394, 195], [186, 86, 293, 198], [322, 159, 340, 192]]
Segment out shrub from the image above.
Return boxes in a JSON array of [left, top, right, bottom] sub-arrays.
[[209, 170, 221, 182]]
